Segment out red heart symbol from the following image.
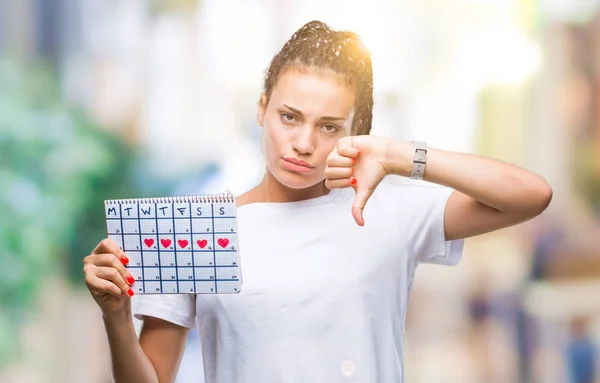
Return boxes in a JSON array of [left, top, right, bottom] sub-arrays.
[[160, 238, 172, 248], [197, 239, 208, 249], [217, 238, 229, 248], [144, 238, 154, 248], [178, 239, 189, 248]]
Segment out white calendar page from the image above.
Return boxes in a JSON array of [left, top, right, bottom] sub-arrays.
[[104, 193, 241, 294]]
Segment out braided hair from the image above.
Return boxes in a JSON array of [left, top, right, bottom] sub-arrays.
[[262, 20, 374, 136]]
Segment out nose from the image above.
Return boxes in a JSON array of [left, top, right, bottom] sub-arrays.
[[291, 125, 315, 155]]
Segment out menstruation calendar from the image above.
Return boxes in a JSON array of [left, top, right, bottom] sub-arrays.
[[104, 192, 241, 294]]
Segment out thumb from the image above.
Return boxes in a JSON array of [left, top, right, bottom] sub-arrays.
[[351, 186, 374, 226]]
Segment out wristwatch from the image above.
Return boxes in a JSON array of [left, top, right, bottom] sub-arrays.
[[409, 141, 427, 180]]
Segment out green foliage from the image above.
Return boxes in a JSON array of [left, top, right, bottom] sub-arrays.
[[0, 58, 144, 368]]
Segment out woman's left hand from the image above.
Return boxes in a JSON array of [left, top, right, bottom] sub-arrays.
[[324, 136, 405, 226]]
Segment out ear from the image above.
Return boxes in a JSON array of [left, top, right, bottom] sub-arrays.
[[257, 93, 267, 127]]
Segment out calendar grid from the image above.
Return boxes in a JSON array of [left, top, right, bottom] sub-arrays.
[[127, 265, 240, 269], [211, 204, 218, 293], [119, 249, 235, 253], [153, 203, 163, 287], [118, 232, 236, 235], [118, 204, 125, 258], [189, 202, 196, 282], [124, 269, 238, 282], [104, 194, 241, 294], [171, 204, 180, 293], [106, 216, 236, 220], [137, 204, 145, 283]]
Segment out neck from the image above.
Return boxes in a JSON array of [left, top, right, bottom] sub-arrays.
[[254, 168, 329, 203]]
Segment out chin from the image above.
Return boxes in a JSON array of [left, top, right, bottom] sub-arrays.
[[269, 165, 322, 190]]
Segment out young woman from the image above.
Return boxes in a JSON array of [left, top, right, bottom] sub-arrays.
[[83, 20, 552, 383]]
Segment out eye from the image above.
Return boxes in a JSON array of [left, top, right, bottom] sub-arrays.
[[280, 113, 297, 124], [320, 124, 340, 134]]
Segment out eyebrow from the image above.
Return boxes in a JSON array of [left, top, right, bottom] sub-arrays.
[[282, 104, 346, 122]]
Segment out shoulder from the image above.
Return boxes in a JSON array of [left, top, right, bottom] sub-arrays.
[[371, 176, 454, 204], [365, 176, 455, 225], [372, 177, 463, 266]]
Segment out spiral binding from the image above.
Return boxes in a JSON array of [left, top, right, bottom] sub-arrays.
[[105, 191, 235, 205]]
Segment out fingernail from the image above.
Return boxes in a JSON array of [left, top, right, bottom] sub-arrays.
[[352, 158, 356, 164], [356, 151, 361, 157], [351, 177, 357, 185], [127, 288, 134, 297], [350, 167, 354, 175], [127, 275, 135, 285], [120, 256, 129, 265]]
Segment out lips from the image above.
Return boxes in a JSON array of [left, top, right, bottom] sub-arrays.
[[282, 157, 313, 168], [280, 156, 315, 174]]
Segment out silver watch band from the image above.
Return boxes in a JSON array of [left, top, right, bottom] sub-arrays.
[[409, 141, 427, 180]]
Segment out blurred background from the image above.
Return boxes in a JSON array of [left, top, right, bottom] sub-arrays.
[[1, 0, 600, 382]]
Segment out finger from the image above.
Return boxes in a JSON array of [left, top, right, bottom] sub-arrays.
[[94, 266, 133, 295], [95, 263, 136, 287], [324, 167, 353, 181], [93, 238, 129, 265], [326, 154, 355, 167], [85, 273, 123, 298], [352, 187, 374, 226], [325, 177, 357, 189], [336, 137, 361, 158], [89, 253, 132, 285]]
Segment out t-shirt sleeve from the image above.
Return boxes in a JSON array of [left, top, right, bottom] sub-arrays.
[[395, 182, 464, 267], [416, 185, 464, 266], [131, 293, 197, 329]]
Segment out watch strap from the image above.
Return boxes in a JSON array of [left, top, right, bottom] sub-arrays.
[[409, 141, 427, 180]]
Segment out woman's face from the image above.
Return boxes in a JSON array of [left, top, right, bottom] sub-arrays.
[[258, 69, 355, 189]]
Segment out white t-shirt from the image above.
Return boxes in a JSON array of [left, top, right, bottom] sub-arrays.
[[133, 178, 464, 383]]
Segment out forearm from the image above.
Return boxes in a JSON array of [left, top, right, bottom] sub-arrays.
[[104, 308, 159, 383], [388, 140, 553, 216]]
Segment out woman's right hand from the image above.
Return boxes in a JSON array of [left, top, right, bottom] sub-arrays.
[[83, 238, 136, 315]]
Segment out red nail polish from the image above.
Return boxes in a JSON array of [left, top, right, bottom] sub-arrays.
[[356, 151, 361, 157], [127, 288, 134, 297], [351, 167, 354, 174], [352, 158, 356, 164], [120, 256, 129, 265], [127, 275, 135, 285], [351, 177, 357, 185]]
